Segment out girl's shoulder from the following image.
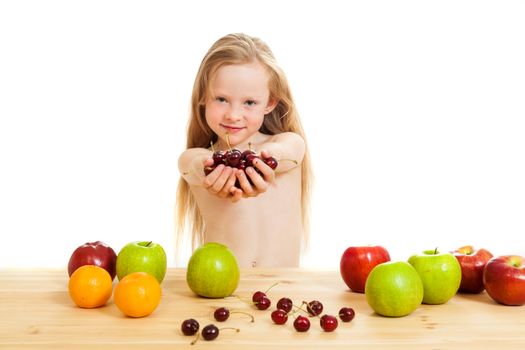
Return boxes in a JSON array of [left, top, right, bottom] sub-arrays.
[[267, 131, 304, 144]]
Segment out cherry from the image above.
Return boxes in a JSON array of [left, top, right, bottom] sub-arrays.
[[306, 300, 324, 316], [255, 296, 271, 310], [252, 291, 266, 303], [212, 150, 226, 165], [201, 324, 220, 341], [181, 318, 199, 336], [338, 307, 355, 322], [271, 309, 288, 325], [213, 307, 254, 322], [276, 297, 293, 313], [191, 324, 240, 345], [263, 156, 278, 170], [293, 315, 311, 332], [225, 149, 242, 167], [320, 314, 338, 332]]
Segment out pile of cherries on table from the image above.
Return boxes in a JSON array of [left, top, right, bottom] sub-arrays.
[[180, 285, 356, 344]]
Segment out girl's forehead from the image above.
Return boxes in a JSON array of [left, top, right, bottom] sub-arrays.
[[210, 62, 270, 90]]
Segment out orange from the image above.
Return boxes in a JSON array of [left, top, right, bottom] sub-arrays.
[[68, 265, 113, 308], [114, 272, 162, 318]]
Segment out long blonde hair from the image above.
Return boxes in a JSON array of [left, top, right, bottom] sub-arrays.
[[176, 33, 313, 257]]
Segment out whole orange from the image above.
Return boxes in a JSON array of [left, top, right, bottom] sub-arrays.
[[68, 265, 113, 308], [114, 272, 162, 317]]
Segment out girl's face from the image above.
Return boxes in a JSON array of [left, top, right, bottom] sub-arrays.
[[205, 61, 276, 148]]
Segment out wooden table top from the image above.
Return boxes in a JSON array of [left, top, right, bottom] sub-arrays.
[[0, 268, 524, 349]]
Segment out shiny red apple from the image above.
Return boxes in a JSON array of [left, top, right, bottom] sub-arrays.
[[340, 245, 391, 293], [452, 245, 493, 293], [68, 241, 117, 280], [483, 255, 525, 306]]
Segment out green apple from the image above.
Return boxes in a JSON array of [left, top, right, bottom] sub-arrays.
[[408, 249, 461, 304], [116, 241, 167, 283], [365, 261, 423, 317], [186, 242, 240, 298]]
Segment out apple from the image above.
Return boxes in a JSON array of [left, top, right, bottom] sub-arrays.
[[452, 245, 493, 294], [483, 255, 525, 306], [68, 241, 117, 280], [340, 245, 391, 293], [116, 241, 167, 283], [365, 261, 423, 317], [186, 242, 240, 298], [408, 249, 461, 305]]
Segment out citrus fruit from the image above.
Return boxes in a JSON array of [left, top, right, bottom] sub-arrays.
[[114, 272, 162, 317], [68, 265, 113, 308]]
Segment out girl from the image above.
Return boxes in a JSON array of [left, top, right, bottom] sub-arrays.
[[176, 33, 312, 268]]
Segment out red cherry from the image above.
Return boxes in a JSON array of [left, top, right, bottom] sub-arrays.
[[255, 296, 271, 310], [338, 307, 355, 322], [320, 314, 338, 332], [271, 309, 288, 325], [293, 315, 310, 332], [306, 300, 323, 316], [276, 297, 293, 313]]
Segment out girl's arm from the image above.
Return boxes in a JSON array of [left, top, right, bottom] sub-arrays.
[[259, 132, 306, 173]]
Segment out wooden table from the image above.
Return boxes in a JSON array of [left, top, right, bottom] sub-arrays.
[[1, 268, 524, 349]]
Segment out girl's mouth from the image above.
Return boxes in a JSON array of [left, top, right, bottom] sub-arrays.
[[221, 124, 245, 133]]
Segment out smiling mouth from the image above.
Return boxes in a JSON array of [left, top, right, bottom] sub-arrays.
[[221, 124, 245, 132]]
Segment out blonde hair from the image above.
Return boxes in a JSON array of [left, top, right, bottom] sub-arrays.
[[176, 33, 313, 257]]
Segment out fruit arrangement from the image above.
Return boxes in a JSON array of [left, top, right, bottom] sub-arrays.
[[180, 282, 356, 344], [340, 245, 525, 317], [67, 240, 166, 318]]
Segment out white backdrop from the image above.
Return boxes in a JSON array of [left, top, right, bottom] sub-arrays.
[[1, 0, 524, 269]]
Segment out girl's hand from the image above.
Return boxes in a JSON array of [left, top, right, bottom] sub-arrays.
[[235, 151, 275, 198], [202, 161, 239, 200]]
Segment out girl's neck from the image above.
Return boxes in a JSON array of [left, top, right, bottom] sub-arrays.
[[214, 132, 270, 151]]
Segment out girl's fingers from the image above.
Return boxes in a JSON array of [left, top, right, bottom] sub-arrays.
[[235, 169, 255, 196], [218, 171, 238, 197], [252, 158, 275, 183], [229, 187, 243, 203], [245, 166, 268, 193]]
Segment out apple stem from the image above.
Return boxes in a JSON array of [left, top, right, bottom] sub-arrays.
[[434, 247, 438, 254], [145, 241, 153, 247]]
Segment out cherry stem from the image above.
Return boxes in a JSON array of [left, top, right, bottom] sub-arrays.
[[248, 142, 253, 151], [210, 141, 215, 152], [264, 282, 279, 294], [231, 311, 255, 323], [225, 132, 232, 150], [190, 332, 200, 345], [220, 327, 240, 333]]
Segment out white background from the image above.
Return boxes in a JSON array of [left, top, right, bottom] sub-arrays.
[[1, 0, 524, 269]]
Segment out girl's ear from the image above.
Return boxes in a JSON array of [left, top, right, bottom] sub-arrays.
[[264, 97, 279, 115]]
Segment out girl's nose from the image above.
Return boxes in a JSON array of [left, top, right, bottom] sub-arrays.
[[226, 105, 243, 120]]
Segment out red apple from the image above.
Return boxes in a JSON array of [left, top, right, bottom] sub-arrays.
[[452, 245, 493, 293], [68, 241, 117, 280], [340, 245, 391, 293], [483, 255, 525, 306]]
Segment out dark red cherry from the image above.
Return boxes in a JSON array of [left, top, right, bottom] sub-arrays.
[[276, 297, 293, 313], [320, 314, 338, 332], [212, 150, 226, 165], [244, 153, 259, 167], [181, 318, 199, 336], [338, 307, 355, 322], [204, 166, 215, 176], [263, 156, 278, 170], [271, 309, 288, 325], [306, 300, 323, 316], [293, 315, 310, 332], [252, 291, 266, 303], [255, 296, 271, 310], [201, 324, 219, 341], [241, 149, 256, 159], [226, 149, 242, 167], [213, 307, 230, 322]]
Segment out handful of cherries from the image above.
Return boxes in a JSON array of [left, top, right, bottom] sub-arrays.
[[204, 145, 278, 177]]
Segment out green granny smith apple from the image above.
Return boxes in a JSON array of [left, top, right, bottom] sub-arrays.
[[186, 242, 240, 298], [116, 241, 167, 283], [365, 261, 424, 317], [408, 249, 461, 304]]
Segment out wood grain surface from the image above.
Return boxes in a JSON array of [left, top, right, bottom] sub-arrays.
[[0, 268, 524, 349]]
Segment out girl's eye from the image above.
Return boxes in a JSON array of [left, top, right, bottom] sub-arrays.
[[216, 97, 227, 103], [245, 100, 257, 106]]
